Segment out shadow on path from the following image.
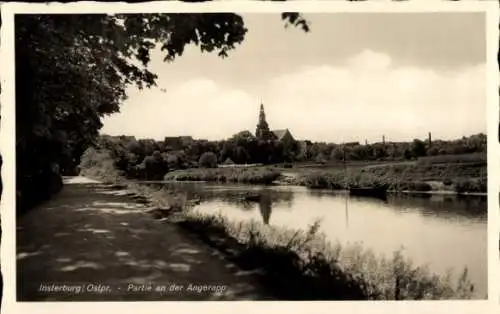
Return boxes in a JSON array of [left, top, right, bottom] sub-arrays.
[[17, 181, 272, 301]]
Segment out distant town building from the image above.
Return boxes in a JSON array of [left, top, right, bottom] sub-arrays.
[[164, 103, 296, 147], [343, 141, 360, 147], [272, 129, 295, 145], [117, 135, 137, 142], [255, 102, 295, 143], [255, 103, 276, 141], [164, 136, 194, 150]]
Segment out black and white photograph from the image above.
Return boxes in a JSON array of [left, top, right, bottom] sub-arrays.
[[0, 1, 498, 311]]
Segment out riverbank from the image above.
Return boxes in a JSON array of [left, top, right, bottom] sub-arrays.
[[289, 158, 485, 193], [177, 211, 478, 300], [164, 167, 281, 184], [79, 162, 480, 300], [161, 160, 486, 196]]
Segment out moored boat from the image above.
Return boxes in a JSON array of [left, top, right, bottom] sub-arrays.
[[349, 187, 387, 200]]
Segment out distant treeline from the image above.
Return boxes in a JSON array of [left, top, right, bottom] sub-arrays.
[[78, 133, 487, 181]]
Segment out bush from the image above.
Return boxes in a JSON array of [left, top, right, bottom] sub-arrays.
[[396, 181, 433, 192], [199, 152, 218, 168], [297, 160, 486, 193], [454, 178, 487, 194], [179, 212, 476, 300], [417, 153, 486, 166], [78, 147, 125, 183], [164, 167, 281, 184]]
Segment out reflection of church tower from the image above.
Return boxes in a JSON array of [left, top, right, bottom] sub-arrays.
[[255, 103, 273, 140], [258, 192, 272, 225]]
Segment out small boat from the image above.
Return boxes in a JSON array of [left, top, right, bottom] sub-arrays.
[[341, 149, 387, 201], [349, 187, 387, 199]]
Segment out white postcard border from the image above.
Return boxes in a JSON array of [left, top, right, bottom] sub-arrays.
[[1, 1, 498, 313]]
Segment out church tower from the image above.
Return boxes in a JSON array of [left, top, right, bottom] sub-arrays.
[[255, 103, 273, 140]]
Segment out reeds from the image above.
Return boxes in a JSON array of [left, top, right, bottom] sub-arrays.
[[179, 211, 476, 300], [164, 167, 282, 184]]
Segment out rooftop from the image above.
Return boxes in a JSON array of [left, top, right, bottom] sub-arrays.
[[271, 129, 290, 141]]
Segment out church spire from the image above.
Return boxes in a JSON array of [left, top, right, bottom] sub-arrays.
[[259, 103, 266, 123], [256, 102, 272, 140]]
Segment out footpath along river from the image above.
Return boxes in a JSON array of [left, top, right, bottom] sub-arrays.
[[16, 177, 273, 301]]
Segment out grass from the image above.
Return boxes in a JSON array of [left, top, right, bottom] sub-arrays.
[[164, 167, 282, 185], [294, 160, 486, 194], [454, 178, 487, 194], [178, 211, 476, 300], [416, 152, 486, 166]]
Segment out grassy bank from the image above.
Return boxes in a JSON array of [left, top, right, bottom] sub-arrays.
[[164, 167, 281, 185], [293, 159, 486, 194], [178, 212, 476, 300]]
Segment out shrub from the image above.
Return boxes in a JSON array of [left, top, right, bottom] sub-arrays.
[[78, 147, 125, 183], [454, 179, 487, 194], [417, 153, 486, 166], [396, 181, 433, 192], [164, 167, 282, 184], [199, 152, 218, 168], [179, 211, 476, 300]]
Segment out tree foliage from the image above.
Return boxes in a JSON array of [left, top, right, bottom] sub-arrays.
[[79, 132, 486, 183], [199, 152, 218, 168], [15, 12, 310, 212]]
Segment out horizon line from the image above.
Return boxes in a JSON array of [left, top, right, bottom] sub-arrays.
[[99, 131, 486, 144]]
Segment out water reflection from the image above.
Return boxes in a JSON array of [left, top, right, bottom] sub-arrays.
[[258, 192, 272, 225], [305, 188, 486, 221], [236, 189, 294, 225], [144, 182, 295, 225], [140, 181, 487, 297], [145, 181, 486, 224], [385, 193, 487, 222]]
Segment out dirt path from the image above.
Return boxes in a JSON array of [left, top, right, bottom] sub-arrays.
[[16, 177, 272, 301]]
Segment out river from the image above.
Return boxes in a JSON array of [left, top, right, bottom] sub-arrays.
[[145, 181, 487, 298]]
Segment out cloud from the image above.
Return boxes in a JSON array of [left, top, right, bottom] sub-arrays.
[[101, 50, 486, 143], [348, 50, 392, 71], [101, 78, 258, 141], [264, 50, 486, 142]]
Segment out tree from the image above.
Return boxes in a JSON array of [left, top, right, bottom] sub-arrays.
[[220, 141, 235, 162], [234, 146, 250, 164], [372, 143, 388, 160], [315, 152, 328, 164], [231, 130, 256, 146], [16, 12, 310, 212], [330, 147, 344, 161], [140, 150, 167, 180], [126, 140, 142, 156], [199, 152, 218, 168], [410, 139, 427, 158], [162, 151, 186, 170]]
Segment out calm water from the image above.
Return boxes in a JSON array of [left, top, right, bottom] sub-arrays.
[[146, 181, 487, 297]]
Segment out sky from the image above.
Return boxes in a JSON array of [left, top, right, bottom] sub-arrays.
[[101, 12, 487, 143]]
